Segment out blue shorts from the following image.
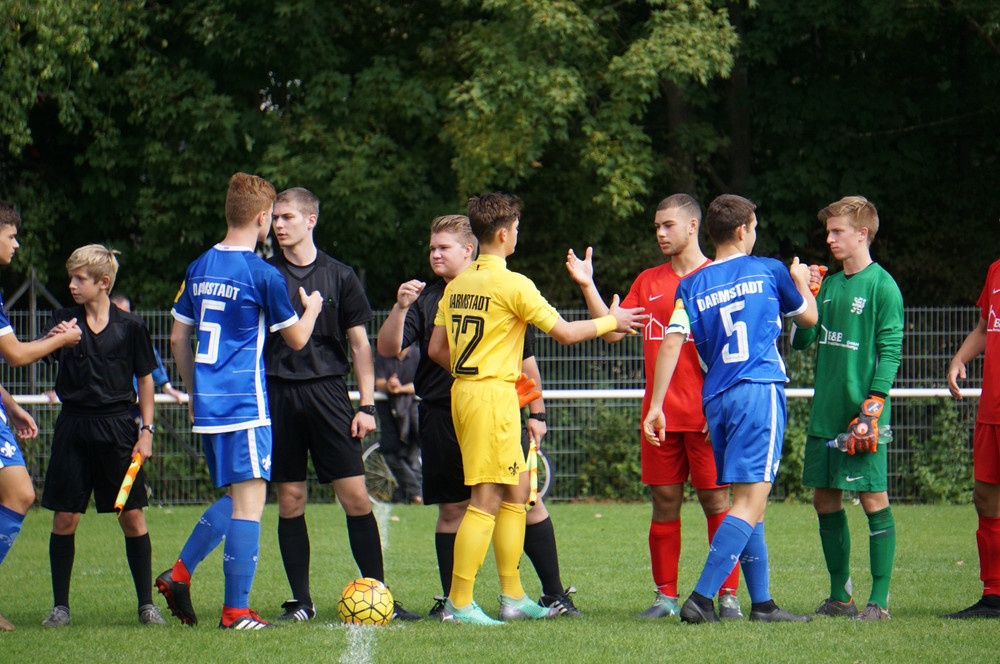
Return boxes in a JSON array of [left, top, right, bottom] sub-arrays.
[[0, 421, 24, 468], [704, 381, 785, 484], [202, 426, 272, 487]]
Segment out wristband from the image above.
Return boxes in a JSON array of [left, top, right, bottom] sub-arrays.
[[594, 314, 617, 337], [528, 412, 546, 422], [358, 405, 376, 416]]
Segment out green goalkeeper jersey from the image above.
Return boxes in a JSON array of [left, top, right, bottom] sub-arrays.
[[790, 262, 904, 440]]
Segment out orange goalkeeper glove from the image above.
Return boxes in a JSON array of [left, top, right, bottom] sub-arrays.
[[515, 373, 542, 408], [845, 395, 885, 455], [808, 265, 828, 296]]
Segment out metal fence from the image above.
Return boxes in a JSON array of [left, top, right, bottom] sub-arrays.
[[0, 307, 982, 504]]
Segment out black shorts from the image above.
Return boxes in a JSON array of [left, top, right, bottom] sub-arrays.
[[418, 401, 471, 505], [269, 377, 364, 483], [41, 411, 147, 514]]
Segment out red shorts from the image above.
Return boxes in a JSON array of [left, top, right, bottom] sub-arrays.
[[640, 430, 725, 489], [974, 422, 1000, 484]]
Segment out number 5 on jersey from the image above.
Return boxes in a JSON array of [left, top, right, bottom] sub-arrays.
[[196, 299, 226, 364]]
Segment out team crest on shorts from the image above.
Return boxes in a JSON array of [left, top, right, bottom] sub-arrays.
[[0, 441, 15, 458], [261, 455, 271, 472], [508, 461, 519, 476]]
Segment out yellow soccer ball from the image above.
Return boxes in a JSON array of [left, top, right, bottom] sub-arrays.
[[337, 577, 394, 626]]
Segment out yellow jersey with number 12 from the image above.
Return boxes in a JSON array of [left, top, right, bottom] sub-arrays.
[[434, 254, 560, 383]]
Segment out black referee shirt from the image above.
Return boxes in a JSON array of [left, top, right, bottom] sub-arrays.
[[401, 280, 537, 406], [47, 304, 157, 414], [265, 250, 373, 381]]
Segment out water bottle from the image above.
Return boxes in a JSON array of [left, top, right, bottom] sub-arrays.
[[827, 425, 893, 452]]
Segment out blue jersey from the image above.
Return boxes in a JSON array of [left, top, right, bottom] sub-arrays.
[[172, 245, 299, 433], [0, 293, 13, 430], [668, 254, 806, 403]]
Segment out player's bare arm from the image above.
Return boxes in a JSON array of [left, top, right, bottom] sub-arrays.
[[566, 247, 626, 343], [347, 324, 377, 439], [0, 383, 37, 439], [170, 319, 196, 422], [279, 287, 323, 351], [376, 279, 425, 356], [0, 318, 82, 367], [547, 294, 646, 345], [948, 317, 988, 400], [641, 331, 685, 446], [789, 257, 819, 328], [134, 373, 154, 461], [428, 325, 450, 370], [522, 355, 547, 448]]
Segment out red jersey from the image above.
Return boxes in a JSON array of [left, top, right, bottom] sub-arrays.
[[977, 259, 1000, 424], [622, 259, 710, 431]]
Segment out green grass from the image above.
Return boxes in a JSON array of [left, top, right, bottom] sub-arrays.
[[0, 501, 995, 663]]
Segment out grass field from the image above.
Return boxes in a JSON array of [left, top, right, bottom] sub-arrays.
[[0, 501, 995, 663]]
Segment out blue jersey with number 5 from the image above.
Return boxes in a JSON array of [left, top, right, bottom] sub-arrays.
[[172, 245, 299, 433], [667, 254, 805, 403]]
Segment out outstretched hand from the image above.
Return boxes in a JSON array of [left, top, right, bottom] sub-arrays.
[[608, 294, 647, 334], [565, 247, 594, 286]]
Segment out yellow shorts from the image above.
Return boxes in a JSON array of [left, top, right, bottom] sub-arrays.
[[451, 379, 525, 486]]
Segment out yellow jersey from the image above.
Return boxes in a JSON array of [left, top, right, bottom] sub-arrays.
[[434, 254, 560, 382]]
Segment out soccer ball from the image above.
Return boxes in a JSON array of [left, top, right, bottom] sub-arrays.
[[337, 577, 394, 626]]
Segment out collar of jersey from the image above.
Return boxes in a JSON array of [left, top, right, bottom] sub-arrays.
[[213, 243, 253, 252], [476, 254, 506, 268]]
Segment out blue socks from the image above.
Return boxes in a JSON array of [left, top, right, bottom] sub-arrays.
[[179, 495, 232, 575], [694, 515, 753, 599], [740, 522, 771, 604], [0, 504, 25, 566], [223, 519, 260, 609]]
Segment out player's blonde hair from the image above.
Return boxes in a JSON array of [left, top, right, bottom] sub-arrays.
[[430, 214, 476, 248], [226, 172, 276, 228], [818, 196, 879, 244], [467, 193, 522, 243], [66, 244, 120, 291], [275, 187, 320, 220]]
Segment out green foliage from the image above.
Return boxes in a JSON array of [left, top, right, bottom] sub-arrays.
[[778, 342, 815, 502], [573, 400, 646, 501], [2, 0, 999, 312], [907, 397, 975, 504]]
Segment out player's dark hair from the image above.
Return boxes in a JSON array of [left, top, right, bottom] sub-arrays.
[[705, 194, 757, 245], [0, 200, 22, 230], [467, 193, 522, 243], [226, 173, 276, 228], [276, 187, 320, 220], [818, 195, 879, 245], [656, 194, 701, 224]]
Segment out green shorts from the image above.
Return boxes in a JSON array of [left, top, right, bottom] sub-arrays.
[[802, 435, 887, 492]]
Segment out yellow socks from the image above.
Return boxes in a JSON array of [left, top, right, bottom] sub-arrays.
[[494, 501, 527, 598], [449, 505, 495, 607]]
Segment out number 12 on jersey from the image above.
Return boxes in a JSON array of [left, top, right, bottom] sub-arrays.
[[449, 314, 483, 376]]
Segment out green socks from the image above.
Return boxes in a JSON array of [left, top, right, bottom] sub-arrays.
[[818, 509, 852, 603], [867, 506, 896, 609]]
